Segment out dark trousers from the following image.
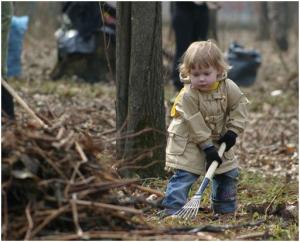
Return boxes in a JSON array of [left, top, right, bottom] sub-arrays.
[[1, 2, 14, 119], [2, 84, 14, 119], [171, 3, 209, 91]]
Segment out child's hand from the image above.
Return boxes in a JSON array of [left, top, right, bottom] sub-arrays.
[[203, 146, 223, 171], [218, 130, 237, 152]]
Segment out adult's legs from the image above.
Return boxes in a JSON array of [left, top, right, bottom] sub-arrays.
[[171, 7, 194, 91], [1, 2, 14, 119], [192, 4, 209, 41]]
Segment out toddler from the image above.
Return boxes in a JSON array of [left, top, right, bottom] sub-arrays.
[[161, 40, 249, 218]]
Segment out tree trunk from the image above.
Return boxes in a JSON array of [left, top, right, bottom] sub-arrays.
[[116, 2, 131, 159], [116, 2, 165, 178], [208, 9, 218, 42], [267, 2, 289, 51], [256, 2, 270, 40], [287, 2, 299, 39]]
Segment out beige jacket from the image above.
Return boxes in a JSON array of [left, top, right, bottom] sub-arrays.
[[165, 78, 249, 175]]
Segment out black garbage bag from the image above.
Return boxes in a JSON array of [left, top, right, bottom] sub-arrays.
[[226, 42, 262, 86]]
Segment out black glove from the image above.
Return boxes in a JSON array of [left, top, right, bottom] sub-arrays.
[[218, 130, 237, 152], [203, 146, 223, 171]]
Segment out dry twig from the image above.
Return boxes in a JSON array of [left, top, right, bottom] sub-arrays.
[[75, 141, 88, 163], [24, 201, 34, 240], [264, 186, 284, 217], [2, 78, 48, 128], [237, 231, 269, 240], [131, 184, 164, 197], [75, 199, 142, 214], [99, 3, 114, 81], [70, 193, 83, 237], [2, 191, 8, 240], [30, 205, 70, 238]]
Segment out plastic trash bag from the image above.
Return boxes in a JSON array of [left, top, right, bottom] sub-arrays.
[[55, 28, 96, 57], [7, 16, 29, 77], [226, 42, 262, 86]]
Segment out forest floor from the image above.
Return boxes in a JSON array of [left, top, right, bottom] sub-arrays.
[[2, 28, 298, 240]]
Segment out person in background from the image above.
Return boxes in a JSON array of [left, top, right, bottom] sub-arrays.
[[170, 2, 220, 91], [160, 40, 249, 218], [1, 2, 14, 120]]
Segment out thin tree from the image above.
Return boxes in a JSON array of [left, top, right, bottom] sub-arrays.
[[256, 2, 297, 51], [267, 2, 289, 51], [256, 2, 270, 41], [116, 2, 165, 178]]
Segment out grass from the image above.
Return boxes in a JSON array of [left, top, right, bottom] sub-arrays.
[[144, 170, 298, 240], [9, 77, 116, 99]]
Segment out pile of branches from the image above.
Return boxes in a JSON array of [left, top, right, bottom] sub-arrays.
[[4, 113, 242, 241], [2, 115, 164, 240]]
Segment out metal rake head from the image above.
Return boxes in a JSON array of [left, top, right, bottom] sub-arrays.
[[173, 195, 201, 220]]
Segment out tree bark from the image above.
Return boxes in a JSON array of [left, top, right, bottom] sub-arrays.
[[256, 2, 270, 40], [116, 3, 131, 158], [116, 2, 165, 178], [267, 2, 289, 51], [208, 9, 218, 42]]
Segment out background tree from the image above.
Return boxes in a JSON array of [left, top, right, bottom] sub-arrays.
[[267, 2, 290, 51], [116, 2, 166, 178], [256, 2, 298, 51], [208, 8, 218, 41], [256, 2, 270, 40]]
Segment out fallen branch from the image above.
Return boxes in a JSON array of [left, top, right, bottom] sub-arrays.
[[37, 231, 135, 240], [237, 231, 269, 240], [114, 144, 164, 168], [37, 229, 219, 241], [110, 127, 166, 142], [31, 144, 68, 180], [100, 128, 116, 135], [99, 3, 114, 81], [70, 193, 83, 237], [30, 205, 70, 239], [75, 199, 143, 215], [131, 184, 164, 197], [52, 130, 75, 149], [56, 126, 65, 139], [75, 142, 88, 163], [181, 219, 267, 233], [68, 179, 139, 195], [265, 186, 284, 217], [48, 114, 69, 132], [24, 201, 34, 240], [2, 78, 48, 129], [2, 191, 8, 240], [117, 156, 161, 172]]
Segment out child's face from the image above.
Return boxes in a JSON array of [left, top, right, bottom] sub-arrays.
[[189, 66, 219, 91]]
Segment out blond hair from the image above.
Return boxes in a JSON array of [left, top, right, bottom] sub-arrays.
[[179, 40, 230, 80]]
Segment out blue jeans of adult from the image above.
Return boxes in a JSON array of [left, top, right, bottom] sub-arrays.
[[161, 168, 239, 215]]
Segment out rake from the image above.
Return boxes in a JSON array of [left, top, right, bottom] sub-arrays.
[[173, 142, 226, 219]]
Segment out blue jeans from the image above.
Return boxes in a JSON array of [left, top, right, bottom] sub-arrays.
[[161, 168, 239, 215]]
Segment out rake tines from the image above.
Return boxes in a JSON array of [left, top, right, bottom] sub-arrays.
[[173, 143, 227, 220], [174, 195, 201, 219]]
